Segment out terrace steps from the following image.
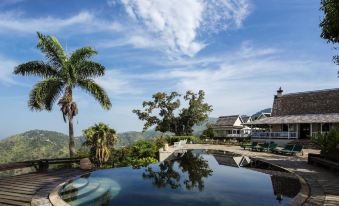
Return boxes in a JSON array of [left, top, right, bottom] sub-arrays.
[[60, 177, 120, 206]]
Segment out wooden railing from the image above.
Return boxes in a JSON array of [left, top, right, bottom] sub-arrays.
[[0, 158, 82, 172]]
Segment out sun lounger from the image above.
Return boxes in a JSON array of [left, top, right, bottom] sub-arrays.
[[273, 144, 294, 154], [241, 142, 257, 150], [282, 144, 303, 155]]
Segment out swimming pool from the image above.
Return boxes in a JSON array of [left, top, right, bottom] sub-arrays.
[[59, 150, 301, 206]]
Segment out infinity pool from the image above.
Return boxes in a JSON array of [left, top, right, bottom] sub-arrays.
[[59, 150, 301, 206]]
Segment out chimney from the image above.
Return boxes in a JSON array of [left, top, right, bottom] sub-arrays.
[[276, 87, 283, 97]]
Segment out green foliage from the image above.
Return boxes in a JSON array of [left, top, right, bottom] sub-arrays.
[[14, 32, 111, 157], [312, 128, 339, 155], [83, 123, 118, 166], [320, 0, 339, 64], [153, 136, 167, 149], [0, 130, 83, 164], [200, 124, 215, 139], [165, 136, 197, 145], [133, 90, 213, 136], [109, 139, 161, 168]]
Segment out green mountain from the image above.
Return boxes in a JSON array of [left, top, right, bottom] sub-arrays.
[[0, 117, 218, 164], [0, 130, 84, 164]]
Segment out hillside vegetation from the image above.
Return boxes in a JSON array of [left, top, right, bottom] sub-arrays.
[[0, 130, 83, 164], [0, 118, 219, 164]]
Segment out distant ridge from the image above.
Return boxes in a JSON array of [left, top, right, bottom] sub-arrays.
[[0, 117, 218, 163]]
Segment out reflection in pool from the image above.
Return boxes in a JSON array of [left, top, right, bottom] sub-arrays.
[[60, 150, 301, 206]]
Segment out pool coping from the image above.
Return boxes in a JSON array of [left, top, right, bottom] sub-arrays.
[[49, 171, 92, 206], [252, 158, 310, 206]]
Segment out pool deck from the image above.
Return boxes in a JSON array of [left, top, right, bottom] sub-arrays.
[[162, 144, 339, 206], [0, 168, 87, 206]]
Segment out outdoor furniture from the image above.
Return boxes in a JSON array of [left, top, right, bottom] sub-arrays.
[[260, 143, 278, 152], [174, 139, 187, 149], [282, 144, 304, 155], [252, 143, 266, 151], [241, 142, 257, 150], [273, 144, 294, 154]]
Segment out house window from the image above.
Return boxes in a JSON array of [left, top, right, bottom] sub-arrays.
[[322, 123, 331, 132], [282, 124, 288, 132]]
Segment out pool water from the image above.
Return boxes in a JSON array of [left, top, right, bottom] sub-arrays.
[[60, 150, 301, 206]]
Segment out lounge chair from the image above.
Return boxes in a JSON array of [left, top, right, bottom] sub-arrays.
[[252, 143, 269, 151], [260, 143, 278, 152], [241, 142, 257, 150], [282, 144, 304, 155], [273, 144, 294, 154]]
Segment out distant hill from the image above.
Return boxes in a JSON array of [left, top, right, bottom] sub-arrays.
[[0, 117, 218, 163], [0, 130, 84, 164], [192, 117, 218, 136]]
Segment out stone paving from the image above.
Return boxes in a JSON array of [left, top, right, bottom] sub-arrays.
[[170, 144, 339, 206]]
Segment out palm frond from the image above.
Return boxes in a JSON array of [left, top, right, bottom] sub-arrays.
[[37, 32, 67, 69], [28, 78, 64, 111], [70, 47, 97, 63], [76, 61, 105, 79], [78, 79, 112, 109], [14, 61, 58, 78]]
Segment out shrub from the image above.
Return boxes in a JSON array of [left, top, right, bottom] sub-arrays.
[[312, 128, 339, 156]]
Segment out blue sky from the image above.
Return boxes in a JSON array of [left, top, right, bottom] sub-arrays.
[[0, 0, 338, 138]]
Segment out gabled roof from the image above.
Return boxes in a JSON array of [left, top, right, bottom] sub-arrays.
[[214, 115, 240, 127], [241, 116, 251, 123], [245, 113, 339, 125], [272, 88, 339, 116]]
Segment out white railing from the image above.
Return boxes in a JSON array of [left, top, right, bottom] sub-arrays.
[[251, 132, 297, 139]]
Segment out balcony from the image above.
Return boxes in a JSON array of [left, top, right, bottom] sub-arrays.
[[251, 132, 297, 139]]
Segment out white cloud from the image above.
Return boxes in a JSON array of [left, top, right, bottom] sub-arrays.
[[0, 56, 17, 85], [0, 11, 122, 34], [120, 0, 251, 57], [95, 70, 143, 96], [128, 44, 339, 116]]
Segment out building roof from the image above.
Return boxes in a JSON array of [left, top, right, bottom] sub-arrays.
[[272, 88, 339, 116], [213, 115, 240, 127], [245, 113, 339, 125], [241, 116, 251, 123]]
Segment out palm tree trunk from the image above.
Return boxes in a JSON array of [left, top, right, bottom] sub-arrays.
[[68, 116, 76, 157]]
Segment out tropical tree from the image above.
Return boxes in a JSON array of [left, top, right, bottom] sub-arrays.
[[14, 32, 111, 157], [83, 123, 118, 167], [133, 90, 212, 136], [320, 0, 339, 65]]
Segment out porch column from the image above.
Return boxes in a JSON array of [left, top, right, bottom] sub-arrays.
[[288, 124, 290, 139], [296, 124, 299, 139], [310, 123, 313, 137]]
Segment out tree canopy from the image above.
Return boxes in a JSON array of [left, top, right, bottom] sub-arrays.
[[133, 90, 213, 136], [320, 0, 339, 64], [14, 32, 111, 157]]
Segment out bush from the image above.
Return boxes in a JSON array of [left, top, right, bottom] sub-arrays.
[[109, 139, 160, 168], [153, 136, 167, 149], [165, 136, 198, 145], [312, 128, 339, 156]]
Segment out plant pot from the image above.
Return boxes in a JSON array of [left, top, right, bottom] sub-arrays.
[[80, 158, 92, 170], [163, 143, 169, 151]]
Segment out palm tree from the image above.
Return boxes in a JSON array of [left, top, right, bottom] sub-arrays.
[[83, 123, 118, 167], [14, 32, 112, 157]]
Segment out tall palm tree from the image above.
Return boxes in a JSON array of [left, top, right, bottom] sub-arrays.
[[14, 32, 112, 157], [83, 123, 117, 167]]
